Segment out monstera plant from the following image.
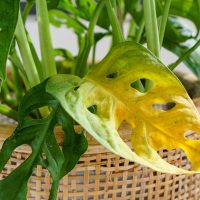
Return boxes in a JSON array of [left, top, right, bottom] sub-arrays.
[[0, 0, 200, 199]]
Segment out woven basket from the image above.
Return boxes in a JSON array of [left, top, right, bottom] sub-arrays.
[[1, 103, 200, 200]]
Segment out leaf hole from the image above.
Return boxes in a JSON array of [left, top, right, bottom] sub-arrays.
[[74, 86, 79, 91], [184, 130, 200, 140], [152, 102, 176, 111], [158, 148, 191, 169], [41, 153, 47, 161], [87, 105, 97, 114], [130, 79, 153, 93], [106, 72, 118, 79], [28, 106, 52, 119], [0, 145, 32, 179], [87, 1, 91, 7], [118, 121, 133, 142]]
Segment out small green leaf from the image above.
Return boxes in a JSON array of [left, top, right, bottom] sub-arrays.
[[58, 0, 110, 29], [49, 10, 86, 34]]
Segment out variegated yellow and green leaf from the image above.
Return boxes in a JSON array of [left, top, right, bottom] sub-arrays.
[[1, 41, 200, 199], [46, 42, 200, 174]]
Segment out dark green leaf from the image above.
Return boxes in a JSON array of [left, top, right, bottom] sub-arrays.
[[0, 117, 56, 200], [47, 0, 60, 9], [57, 110, 88, 176], [164, 17, 193, 45], [0, 75, 87, 200], [94, 32, 110, 43], [0, 0, 20, 84], [170, 0, 200, 31]]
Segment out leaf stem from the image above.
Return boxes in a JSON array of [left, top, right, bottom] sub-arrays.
[[143, 0, 160, 58], [22, 0, 34, 22], [9, 49, 30, 89], [169, 39, 200, 70], [159, 0, 171, 47], [136, 18, 145, 43], [0, 104, 18, 120], [15, 13, 40, 87], [74, 0, 106, 77], [36, 0, 57, 79], [106, 0, 124, 45], [11, 64, 24, 103], [92, 42, 96, 66], [127, 19, 136, 40], [49, 179, 59, 200]]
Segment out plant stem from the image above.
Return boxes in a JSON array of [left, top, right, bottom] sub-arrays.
[[22, 0, 34, 22], [15, 13, 40, 87], [49, 180, 59, 200], [92, 42, 96, 66], [9, 50, 30, 89], [197, 0, 200, 36], [127, 19, 136, 40], [87, 0, 106, 47], [11, 64, 24, 103], [0, 83, 17, 108], [36, 0, 57, 79], [74, 0, 106, 77], [159, 0, 171, 47], [143, 0, 160, 58], [106, 0, 124, 45], [0, 104, 18, 121], [116, 0, 125, 28], [27, 33, 44, 81], [136, 18, 145, 43], [169, 39, 200, 70]]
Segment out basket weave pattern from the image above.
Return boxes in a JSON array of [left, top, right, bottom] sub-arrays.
[[1, 114, 200, 199], [1, 143, 200, 200]]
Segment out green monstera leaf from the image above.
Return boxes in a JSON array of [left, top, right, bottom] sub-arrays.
[[0, 78, 88, 200], [46, 42, 200, 174]]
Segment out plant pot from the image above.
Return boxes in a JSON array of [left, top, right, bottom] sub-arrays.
[[1, 100, 200, 200]]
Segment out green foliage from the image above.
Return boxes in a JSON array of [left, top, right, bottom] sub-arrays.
[[125, 0, 200, 79], [0, 0, 20, 84], [26, 0, 60, 9], [0, 77, 88, 200], [1, 0, 200, 199], [49, 9, 86, 34], [46, 0, 60, 9], [58, 0, 110, 30], [170, 0, 200, 31], [167, 39, 200, 77]]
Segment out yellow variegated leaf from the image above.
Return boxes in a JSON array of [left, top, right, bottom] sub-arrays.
[[47, 42, 200, 174]]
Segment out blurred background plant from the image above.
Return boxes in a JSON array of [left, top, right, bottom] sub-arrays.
[[1, 0, 200, 119]]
